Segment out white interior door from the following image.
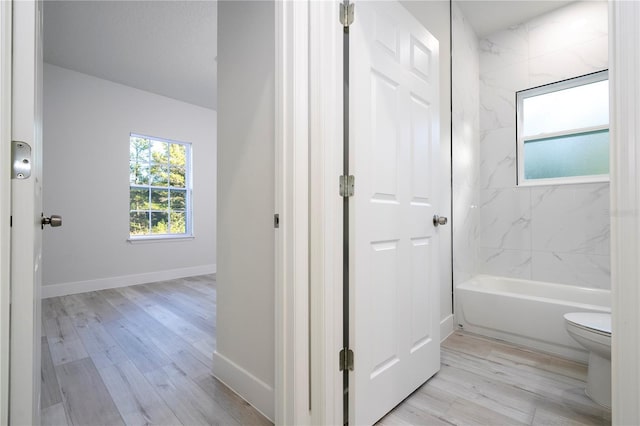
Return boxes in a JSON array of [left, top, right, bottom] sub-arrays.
[[349, 1, 441, 424], [11, 0, 43, 424]]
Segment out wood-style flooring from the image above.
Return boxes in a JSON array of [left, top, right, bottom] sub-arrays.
[[379, 332, 612, 426], [42, 275, 611, 425], [41, 274, 271, 426]]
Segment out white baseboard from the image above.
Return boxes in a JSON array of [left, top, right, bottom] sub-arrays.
[[41, 264, 216, 299], [212, 350, 274, 422], [440, 314, 454, 343]]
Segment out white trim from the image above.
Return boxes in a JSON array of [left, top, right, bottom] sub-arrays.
[[440, 314, 454, 343], [127, 235, 195, 244], [129, 132, 192, 147], [309, 2, 344, 425], [10, 1, 42, 423], [523, 125, 609, 143], [274, 1, 311, 425], [41, 264, 216, 298], [609, 1, 640, 424], [0, 1, 11, 424], [212, 350, 274, 423], [275, 2, 344, 424], [516, 174, 610, 187], [517, 69, 609, 99]]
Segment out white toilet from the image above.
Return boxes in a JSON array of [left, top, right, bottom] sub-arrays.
[[564, 312, 611, 408]]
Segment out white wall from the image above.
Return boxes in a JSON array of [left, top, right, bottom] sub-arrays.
[[214, 1, 275, 421], [476, 1, 610, 289], [400, 0, 454, 336], [452, 3, 480, 288], [42, 64, 217, 296]]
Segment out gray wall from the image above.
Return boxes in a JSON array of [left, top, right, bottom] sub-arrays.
[[42, 64, 217, 296], [214, 1, 275, 420]]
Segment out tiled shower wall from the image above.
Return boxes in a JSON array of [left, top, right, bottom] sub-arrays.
[[452, 3, 480, 286], [477, 1, 610, 289]]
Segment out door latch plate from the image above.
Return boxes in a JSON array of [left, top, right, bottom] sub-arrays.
[[11, 141, 32, 179]]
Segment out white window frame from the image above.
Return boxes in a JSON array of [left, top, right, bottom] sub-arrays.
[[128, 133, 193, 241], [516, 70, 610, 186]]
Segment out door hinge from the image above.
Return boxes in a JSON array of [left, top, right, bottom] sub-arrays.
[[339, 175, 355, 198], [339, 347, 354, 371], [339, 1, 354, 27]]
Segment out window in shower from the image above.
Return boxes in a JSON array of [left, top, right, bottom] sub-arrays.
[[516, 70, 609, 186]]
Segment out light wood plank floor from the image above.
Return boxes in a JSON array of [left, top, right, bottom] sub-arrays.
[[43, 276, 611, 426], [41, 275, 272, 426], [379, 332, 612, 426]]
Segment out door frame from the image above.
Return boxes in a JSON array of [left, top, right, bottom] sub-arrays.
[[274, 0, 311, 424], [307, 1, 345, 424], [0, 1, 12, 424], [274, 0, 343, 424], [9, 0, 43, 423], [609, 1, 640, 424]]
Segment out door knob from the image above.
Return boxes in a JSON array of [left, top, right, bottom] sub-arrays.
[[433, 215, 448, 227], [41, 214, 62, 229]]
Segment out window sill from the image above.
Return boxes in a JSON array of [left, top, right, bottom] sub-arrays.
[[517, 174, 610, 187], [127, 235, 195, 244]]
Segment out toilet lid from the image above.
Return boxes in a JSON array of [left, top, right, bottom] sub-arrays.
[[564, 312, 611, 335]]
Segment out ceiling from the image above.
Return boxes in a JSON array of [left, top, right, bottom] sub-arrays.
[[42, 0, 575, 110], [43, 1, 217, 110], [456, 0, 574, 38]]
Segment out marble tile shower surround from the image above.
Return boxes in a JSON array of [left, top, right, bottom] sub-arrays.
[[475, 1, 610, 289], [478, 183, 610, 289], [452, 3, 480, 286]]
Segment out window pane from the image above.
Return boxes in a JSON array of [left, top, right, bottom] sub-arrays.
[[169, 144, 187, 166], [169, 166, 186, 188], [130, 163, 149, 185], [130, 212, 149, 235], [169, 211, 186, 234], [130, 188, 149, 210], [149, 164, 169, 186], [130, 137, 150, 163], [524, 129, 609, 180], [150, 189, 169, 210], [151, 212, 169, 234], [523, 79, 609, 137], [129, 134, 192, 238], [169, 189, 186, 210], [151, 141, 168, 164]]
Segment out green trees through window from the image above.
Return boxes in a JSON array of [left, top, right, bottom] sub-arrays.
[[129, 135, 191, 237]]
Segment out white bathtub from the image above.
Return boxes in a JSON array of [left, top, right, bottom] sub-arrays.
[[455, 275, 611, 362]]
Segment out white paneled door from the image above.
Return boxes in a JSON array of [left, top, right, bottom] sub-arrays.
[[11, 1, 43, 424], [349, 1, 441, 424]]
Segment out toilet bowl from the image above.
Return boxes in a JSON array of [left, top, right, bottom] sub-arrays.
[[564, 312, 611, 408]]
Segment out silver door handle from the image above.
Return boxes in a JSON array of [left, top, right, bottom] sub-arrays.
[[433, 215, 447, 227], [41, 214, 62, 229]]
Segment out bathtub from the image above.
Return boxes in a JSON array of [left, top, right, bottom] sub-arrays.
[[455, 275, 611, 362]]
